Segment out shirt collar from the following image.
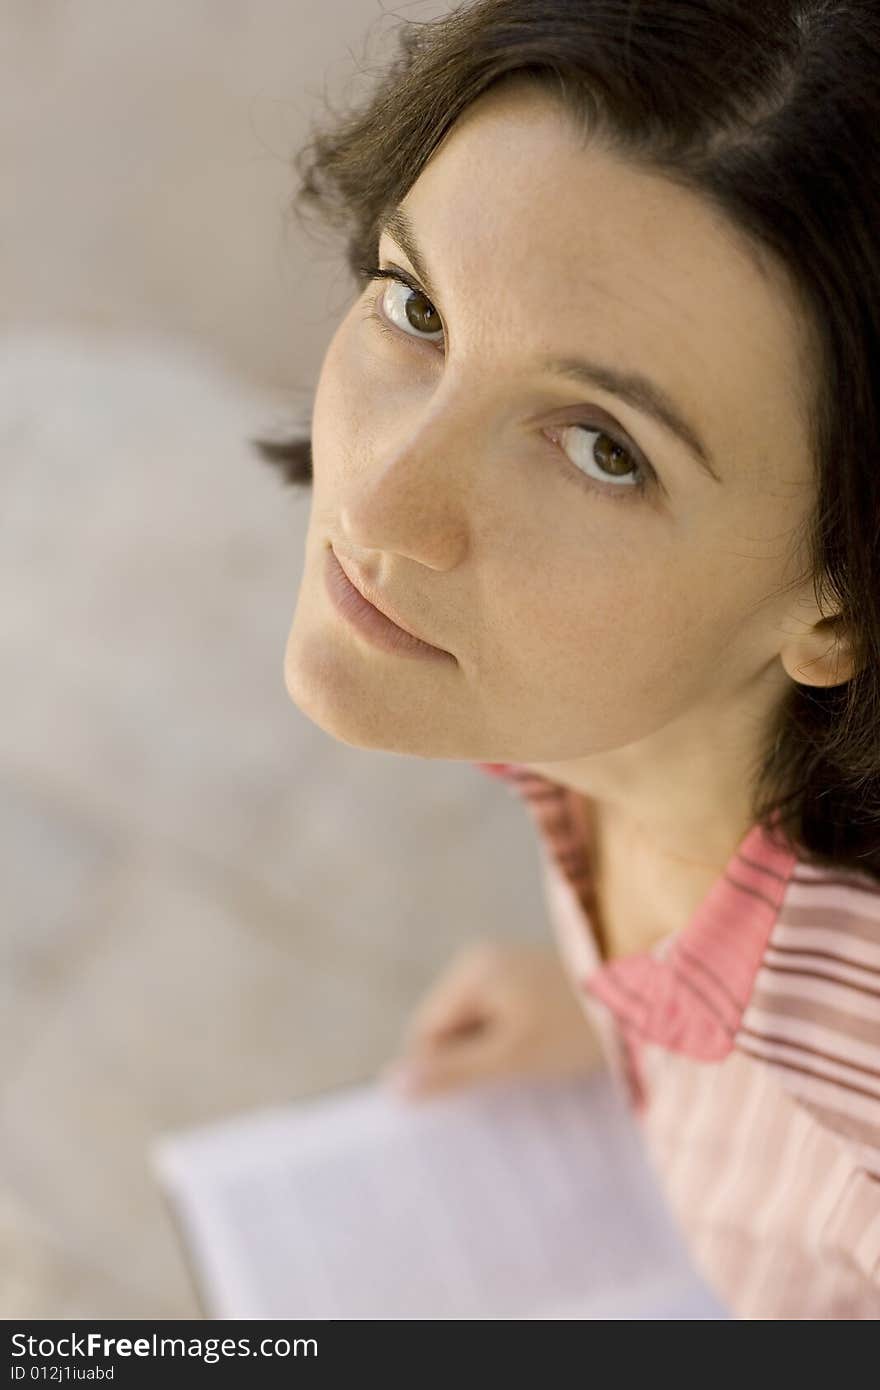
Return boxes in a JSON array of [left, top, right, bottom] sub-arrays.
[[474, 761, 799, 1060]]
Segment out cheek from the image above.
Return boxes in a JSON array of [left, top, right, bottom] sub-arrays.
[[313, 298, 439, 482], [310, 308, 376, 487], [484, 533, 727, 716]]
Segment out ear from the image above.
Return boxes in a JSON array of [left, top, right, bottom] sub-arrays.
[[780, 613, 857, 688]]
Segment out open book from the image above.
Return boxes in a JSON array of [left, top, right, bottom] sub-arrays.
[[150, 1068, 731, 1320]]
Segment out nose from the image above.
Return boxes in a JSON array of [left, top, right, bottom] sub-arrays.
[[338, 417, 474, 571]]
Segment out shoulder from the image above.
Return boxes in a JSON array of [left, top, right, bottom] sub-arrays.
[[730, 863, 880, 1288], [736, 859, 880, 1169]]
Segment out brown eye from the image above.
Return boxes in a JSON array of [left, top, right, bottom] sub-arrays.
[[365, 268, 445, 345], [561, 424, 646, 490], [591, 433, 640, 480], [548, 423, 655, 501], [398, 285, 442, 336]]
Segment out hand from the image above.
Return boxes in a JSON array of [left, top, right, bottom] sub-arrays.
[[380, 939, 604, 1102]]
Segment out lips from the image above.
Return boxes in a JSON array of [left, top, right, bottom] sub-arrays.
[[331, 548, 442, 650], [325, 544, 454, 663]]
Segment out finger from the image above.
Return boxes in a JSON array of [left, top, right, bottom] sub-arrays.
[[402, 967, 492, 1050], [404, 1003, 488, 1053], [393, 1032, 508, 1100], [380, 1017, 488, 1091]]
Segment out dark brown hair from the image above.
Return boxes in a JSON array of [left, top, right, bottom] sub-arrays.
[[252, 0, 880, 881]]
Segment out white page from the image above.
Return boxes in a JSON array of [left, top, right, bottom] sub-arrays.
[[150, 1068, 730, 1320]]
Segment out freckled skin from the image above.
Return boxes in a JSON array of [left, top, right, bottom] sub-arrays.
[[283, 80, 853, 944]]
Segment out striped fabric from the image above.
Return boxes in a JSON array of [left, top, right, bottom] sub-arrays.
[[474, 761, 880, 1319]]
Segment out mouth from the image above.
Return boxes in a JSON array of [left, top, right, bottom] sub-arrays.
[[325, 544, 453, 662]]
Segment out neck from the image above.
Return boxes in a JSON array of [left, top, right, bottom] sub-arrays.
[[582, 793, 740, 961], [517, 670, 790, 958], [521, 671, 780, 874]]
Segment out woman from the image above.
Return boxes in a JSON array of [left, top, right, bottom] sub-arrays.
[[254, 0, 880, 1318]]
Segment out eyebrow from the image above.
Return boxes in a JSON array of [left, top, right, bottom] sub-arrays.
[[379, 203, 722, 484]]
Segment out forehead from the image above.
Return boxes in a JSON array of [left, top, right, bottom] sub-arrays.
[[389, 83, 816, 487]]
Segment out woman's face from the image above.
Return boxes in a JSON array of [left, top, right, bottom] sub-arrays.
[[284, 81, 823, 782]]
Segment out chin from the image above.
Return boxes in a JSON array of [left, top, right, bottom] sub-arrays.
[[280, 628, 411, 754]]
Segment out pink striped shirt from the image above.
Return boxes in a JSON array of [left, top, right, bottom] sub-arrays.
[[474, 761, 880, 1319]]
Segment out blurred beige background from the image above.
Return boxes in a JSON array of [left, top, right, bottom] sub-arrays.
[[0, 2, 547, 1316]]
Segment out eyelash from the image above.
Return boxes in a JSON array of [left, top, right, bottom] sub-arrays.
[[356, 262, 657, 504]]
